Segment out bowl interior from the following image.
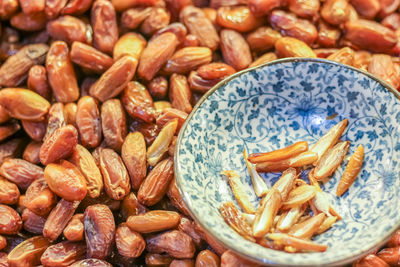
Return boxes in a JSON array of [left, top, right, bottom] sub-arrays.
[[175, 59, 400, 266]]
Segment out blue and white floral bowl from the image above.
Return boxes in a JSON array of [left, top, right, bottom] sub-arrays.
[[175, 58, 400, 266]]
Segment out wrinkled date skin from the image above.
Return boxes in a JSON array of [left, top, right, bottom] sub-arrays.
[[40, 125, 78, 165], [44, 103, 66, 141], [99, 148, 131, 200], [122, 81, 156, 123], [0, 43, 49, 87], [46, 15, 89, 45], [69, 144, 103, 199], [76, 96, 102, 148], [101, 99, 127, 151], [91, 0, 119, 54], [43, 199, 80, 241], [7, 236, 50, 267], [70, 42, 114, 74], [146, 230, 196, 259], [169, 73, 192, 114], [0, 204, 22, 235], [40, 241, 86, 267], [0, 158, 44, 190], [137, 158, 174, 206], [84, 204, 116, 260], [115, 223, 145, 258], [127, 210, 180, 233], [121, 132, 147, 190], [220, 29, 252, 70], [0, 176, 19, 205], [46, 41, 80, 103], [24, 178, 57, 216], [63, 214, 85, 242], [196, 249, 220, 267], [27, 65, 51, 100], [21, 209, 47, 234], [70, 258, 113, 267]]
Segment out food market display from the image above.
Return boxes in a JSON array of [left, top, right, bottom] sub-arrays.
[[0, 0, 398, 266]]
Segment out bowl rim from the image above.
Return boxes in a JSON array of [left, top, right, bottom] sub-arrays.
[[174, 57, 400, 266]]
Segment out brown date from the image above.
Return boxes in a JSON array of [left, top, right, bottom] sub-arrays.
[[188, 71, 222, 93], [149, 76, 169, 99], [318, 21, 341, 48], [247, 27, 281, 53], [21, 209, 47, 235], [387, 230, 400, 247], [113, 32, 147, 60], [145, 253, 174, 266], [19, 0, 45, 14], [196, 249, 220, 267], [7, 236, 50, 267], [62, 0, 93, 15], [22, 120, 47, 142], [164, 47, 212, 75], [289, 0, 320, 18], [91, 0, 119, 54], [178, 217, 204, 249], [0, 158, 43, 190], [248, 0, 283, 17], [121, 7, 153, 30], [43, 199, 80, 241], [69, 144, 103, 199], [141, 7, 171, 36], [10, 12, 47, 32], [27, 65, 51, 100], [69, 258, 113, 267], [115, 223, 146, 258], [169, 73, 192, 114], [0, 176, 19, 205], [275, 37, 316, 58], [44, 160, 87, 201], [122, 81, 156, 123], [321, 0, 350, 25], [249, 52, 278, 68], [138, 32, 179, 81], [40, 241, 86, 267], [382, 13, 400, 30], [146, 230, 196, 259], [0, 0, 18, 19], [46, 15, 89, 45], [46, 41, 80, 103], [327, 47, 355, 66], [344, 19, 397, 53], [40, 125, 78, 165], [64, 103, 78, 127], [45, 0, 68, 19], [121, 192, 147, 219], [368, 54, 400, 89], [221, 250, 257, 267], [0, 235, 6, 251], [269, 10, 318, 45], [76, 96, 102, 148], [0, 88, 50, 122], [70, 42, 114, 74], [99, 148, 131, 200], [137, 158, 174, 206], [121, 132, 147, 190], [0, 121, 20, 142], [0, 204, 22, 235], [220, 29, 252, 70], [167, 176, 191, 216], [0, 43, 48, 87], [101, 99, 127, 151], [170, 259, 195, 267], [89, 55, 138, 102], [217, 6, 263, 32], [156, 107, 187, 130], [127, 210, 180, 233], [180, 6, 220, 50], [84, 204, 115, 260], [353, 254, 391, 267], [24, 178, 57, 216], [44, 103, 66, 141], [63, 214, 84, 242], [351, 0, 380, 19]]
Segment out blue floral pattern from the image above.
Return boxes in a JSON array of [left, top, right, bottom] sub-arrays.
[[175, 59, 400, 266]]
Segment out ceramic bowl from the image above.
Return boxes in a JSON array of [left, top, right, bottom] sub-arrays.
[[175, 58, 400, 266]]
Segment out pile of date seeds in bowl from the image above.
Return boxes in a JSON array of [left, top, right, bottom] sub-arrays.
[[0, 0, 399, 266], [220, 119, 364, 253]]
